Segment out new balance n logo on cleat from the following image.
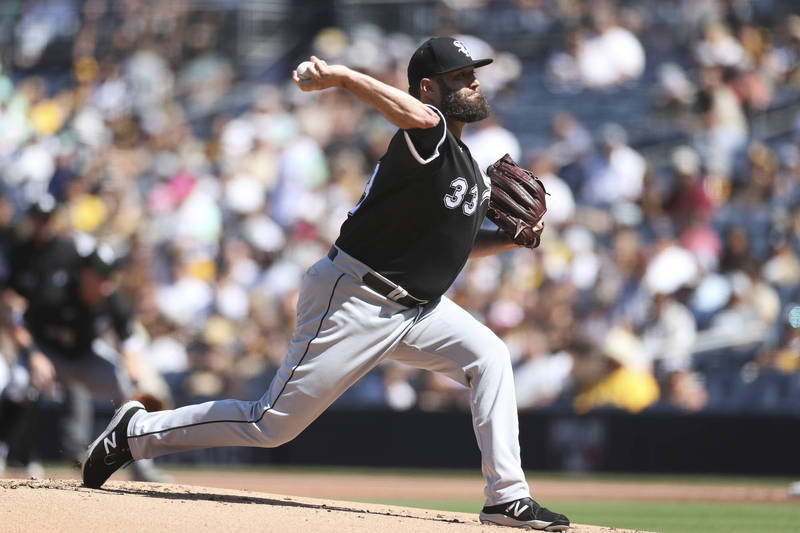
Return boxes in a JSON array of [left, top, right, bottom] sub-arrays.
[[82, 401, 144, 489], [103, 433, 117, 455], [479, 497, 570, 531], [506, 500, 530, 518]]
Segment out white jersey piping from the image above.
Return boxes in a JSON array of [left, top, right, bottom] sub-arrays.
[[403, 105, 446, 165]]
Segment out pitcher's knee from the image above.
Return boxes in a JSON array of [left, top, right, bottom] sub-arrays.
[[469, 339, 513, 383], [252, 413, 306, 448]]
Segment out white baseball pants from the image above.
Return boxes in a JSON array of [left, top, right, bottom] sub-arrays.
[[127, 247, 530, 505]]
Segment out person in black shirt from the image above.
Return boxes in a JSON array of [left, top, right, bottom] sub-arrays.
[[2, 201, 167, 482], [83, 37, 568, 531], [1, 198, 65, 474]]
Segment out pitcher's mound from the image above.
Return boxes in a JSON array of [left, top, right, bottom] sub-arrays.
[[0, 479, 652, 532]]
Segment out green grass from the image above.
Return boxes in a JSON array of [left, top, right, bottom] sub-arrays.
[[359, 498, 800, 533], [163, 463, 798, 486], [550, 500, 800, 533], [530, 472, 798, 487]]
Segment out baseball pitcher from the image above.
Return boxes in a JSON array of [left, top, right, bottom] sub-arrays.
[[82, 37, 568, 531]]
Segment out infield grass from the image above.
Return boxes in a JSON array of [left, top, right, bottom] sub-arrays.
[[361, 498, 800, 533], [190, 464, 800, 487]]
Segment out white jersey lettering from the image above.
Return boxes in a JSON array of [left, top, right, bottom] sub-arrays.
[[444, 177, 468, 209]]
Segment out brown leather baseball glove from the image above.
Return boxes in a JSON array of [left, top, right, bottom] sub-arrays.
[[485, 154, 548, 248], [129, 392, 165, 412]]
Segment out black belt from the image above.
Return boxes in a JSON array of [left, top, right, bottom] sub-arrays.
[[327, 247, 428, 307]]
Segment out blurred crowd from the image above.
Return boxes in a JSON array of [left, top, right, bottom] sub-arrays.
[[0, 0, 799, 455]]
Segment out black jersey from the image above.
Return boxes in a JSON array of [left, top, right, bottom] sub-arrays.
[[7, 236, 135, 360], [25, 288, 134, 360], [336, 106, 491, 301], [7, 235, 82, 302]]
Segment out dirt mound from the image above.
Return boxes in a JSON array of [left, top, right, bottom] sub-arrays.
[[1, 479, 651, 533]]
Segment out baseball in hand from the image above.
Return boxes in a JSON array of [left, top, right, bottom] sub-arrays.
[[296, 61, 314, 82]]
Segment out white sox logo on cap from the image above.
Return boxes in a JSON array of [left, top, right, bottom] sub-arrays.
[[453, 40, 471, 58], [407, 37, 492, 93]]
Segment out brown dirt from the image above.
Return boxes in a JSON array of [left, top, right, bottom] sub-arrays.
[[4, 466, 797, 533], [0, 478, 651, 533]]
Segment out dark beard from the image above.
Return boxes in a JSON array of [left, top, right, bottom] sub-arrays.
[[439, 84, 490, 123]]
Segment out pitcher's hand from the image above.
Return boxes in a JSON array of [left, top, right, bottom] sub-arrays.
[[292, 56, 349, 92]]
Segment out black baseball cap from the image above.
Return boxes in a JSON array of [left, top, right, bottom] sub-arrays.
[[407, 37, 493, 91], [82, 244, 123, 278]]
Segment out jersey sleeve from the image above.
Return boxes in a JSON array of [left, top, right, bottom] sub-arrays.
[[106, 292, 136, 342], [403, 105, 446, 165], [5, 242, 25, 295]]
